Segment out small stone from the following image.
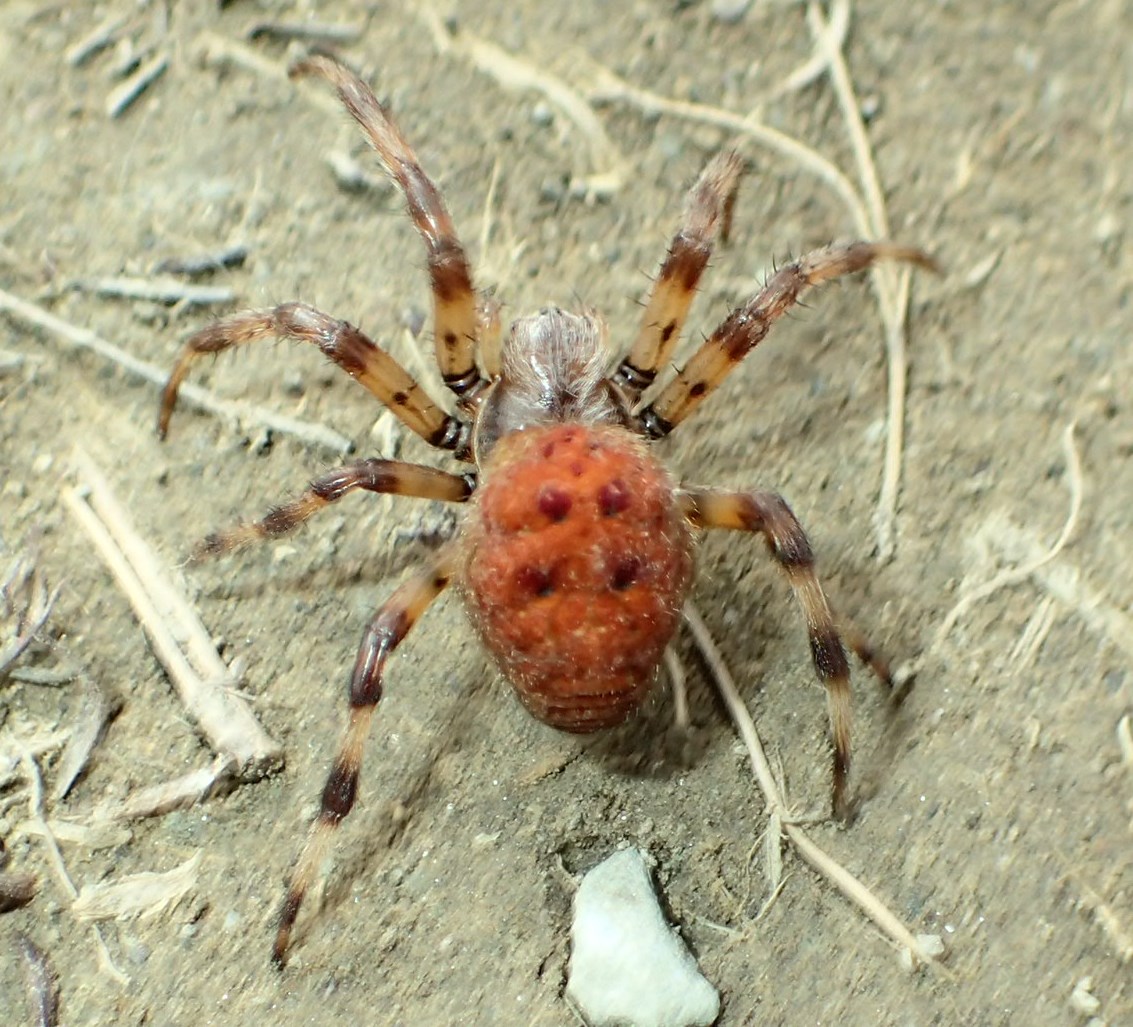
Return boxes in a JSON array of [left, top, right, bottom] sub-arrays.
[[1070, 976, 1101, 1016], [710, 0, 752, 24], [567, 848, 720, 1027]]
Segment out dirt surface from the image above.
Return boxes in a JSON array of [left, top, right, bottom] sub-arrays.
[[1, 2, 1130, 1025]]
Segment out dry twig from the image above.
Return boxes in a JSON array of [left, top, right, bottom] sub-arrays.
[[421, 10, 627, 198], [0, 286, 352, 456], [12, 740, 127, 985], [75, 275, 235, 307], [94, 755, 236, 822], [106, 54, 168, 118], [932, 422, 1083, 654], [683, 601, 939, 968], [66, 449, 283, 778]]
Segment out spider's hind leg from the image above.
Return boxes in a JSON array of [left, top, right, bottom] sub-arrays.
[[680, 486, 860, 819], [273, 546, 455, 967]]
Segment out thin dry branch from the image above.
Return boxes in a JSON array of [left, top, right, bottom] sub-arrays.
[[0, 286, 352, 456], [12, 740, 127, 985], [421, 10, 627, 198], [932, 422, 1083, 654], [804, 1, 915, 560], [0, 554, 59, 678], [683, 601, 939, 968], [65, 449, 283, 778], [94, 755, 236, 822]]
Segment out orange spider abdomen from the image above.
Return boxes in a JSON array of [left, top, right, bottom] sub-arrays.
[[459, 423, 694, 732]]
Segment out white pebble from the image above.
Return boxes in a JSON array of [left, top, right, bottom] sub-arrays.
[[566, 848, 720, 1027]]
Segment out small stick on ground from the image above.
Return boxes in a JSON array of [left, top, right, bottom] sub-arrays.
[[663, 645, 690, 732], [770, 0, 850, 99], [246, 21, 364, 44], [0, 286, 352, 456], [932, 422, 1083, 655], [153, 243, 249, 278], [106, 53, 169, 118], [93, 754, 236, 822], [66, 449, 283, 778], [422, 10, 627, 199], [805, 0, 917, 561], [12, 741, 127, 985], [75, 275, 235, 307], [65, 13, 126, 67], [682, 601, 939, 969]]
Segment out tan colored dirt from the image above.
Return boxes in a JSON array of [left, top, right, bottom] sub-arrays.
[[1, 2, 1129, 1024]]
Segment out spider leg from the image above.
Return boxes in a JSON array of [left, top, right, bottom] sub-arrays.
[[158, 303, 473, 460], [613, 152, 744, 405], [273, 547, 455, 968], [680, 486, 859, 819], [292, 56, 486, 408], [195, 460, 475, 558], [637, 241, 937, 439]]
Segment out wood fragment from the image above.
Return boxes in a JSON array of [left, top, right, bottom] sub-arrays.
[[153, 243, 248, 278], [73, 852, 202, 921], [0, 285, 353, 456], [94, 755, 236, 822], [66, 450, 284, 779], [51, 676, 118, 803], [106, 53, 169, 118], [65, 14, 126, 67], [17, 934, 59, 1027], [75, 275, 235, 307], [246, 20, 364, 44]]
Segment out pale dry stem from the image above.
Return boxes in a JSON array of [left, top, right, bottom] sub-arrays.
[[683, 601, 939, 969], [12, 739, 128, 985], [93, 755, 236, 822], [0, 286, 352, 456], [932, 422, 1083, 655], [805, 1, 916, 561], [65, 449, 283, 778], [420, 8, 627, 199]]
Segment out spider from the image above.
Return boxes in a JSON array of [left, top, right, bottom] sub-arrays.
[[158, 55, 934, 967]]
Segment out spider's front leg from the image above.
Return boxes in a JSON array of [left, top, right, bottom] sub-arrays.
[[273, 548, 455, 967], [638, 241, 937, 439], [158, 303, 472, 459], [680, 486, 887, 819]]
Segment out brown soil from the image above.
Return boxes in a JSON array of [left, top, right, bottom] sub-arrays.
[[1, 2, 1130, 1025]]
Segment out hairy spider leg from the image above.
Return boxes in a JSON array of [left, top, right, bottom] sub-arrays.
[[273, 547, 456, 967], [638, 241, 937, 439], [158, 303, 472, 459], [680, 486, 858, 818], [614, 152, 744, 405], [195, 460, 475, 557], [292, 57, 487, 408]]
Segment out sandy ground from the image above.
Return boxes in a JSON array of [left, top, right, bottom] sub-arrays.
[[1, 1, 1131, 1025]]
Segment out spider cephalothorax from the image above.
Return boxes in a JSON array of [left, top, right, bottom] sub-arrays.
[[158, 54, 934, 966]]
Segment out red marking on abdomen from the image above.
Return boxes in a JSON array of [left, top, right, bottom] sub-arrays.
[[459, 423, 693, 732]]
